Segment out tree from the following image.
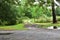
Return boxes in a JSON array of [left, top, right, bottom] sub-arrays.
[[0, 0, 21, 25], [52, 0, 57, 23]]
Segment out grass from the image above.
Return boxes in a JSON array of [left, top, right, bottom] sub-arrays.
[[0, 23, 60, 30], [22, 16, 60, 28], [0, 24, 27, 30], [36, 23, 60, 28], [0, 16, 60, 30]]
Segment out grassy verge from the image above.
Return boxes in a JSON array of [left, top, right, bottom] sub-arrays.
[[0, 23, 60, 30], [35, 23, 60, 28], [0, 24, 27, 30]]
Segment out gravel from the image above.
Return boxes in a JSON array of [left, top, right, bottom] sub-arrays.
[[0, 29, 60, 40]]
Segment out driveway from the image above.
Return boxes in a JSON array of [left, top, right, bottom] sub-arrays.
[[0, 29, 60, 40]]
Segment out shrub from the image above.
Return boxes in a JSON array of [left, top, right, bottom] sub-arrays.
[[57, 17, 60, 21], [35, 17, 52, 23], [56, 7, 60, 16]]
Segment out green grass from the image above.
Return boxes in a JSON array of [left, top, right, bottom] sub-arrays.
[[0, 23, 60, 30], [0, 24, 27, 30], [0, 16, 60, 30], [35, 23, 60, 28]]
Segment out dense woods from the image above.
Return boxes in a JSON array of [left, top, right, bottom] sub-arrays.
[[0, 0, 60, 25]]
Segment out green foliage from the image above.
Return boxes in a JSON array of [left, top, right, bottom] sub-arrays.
[[0, 0, 22, 25], [30, 6, 43, 18], [56, 7, 60, 16], [0, 0, 56, 25], [35, 17, 52, 23], [43, 7, 52, 17], [56, 16, 60, 21], [57, 18, 60, 21], [30, 6, 51, 19]]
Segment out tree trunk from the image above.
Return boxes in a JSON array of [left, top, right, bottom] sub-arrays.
[[52, 0, 57, 24]]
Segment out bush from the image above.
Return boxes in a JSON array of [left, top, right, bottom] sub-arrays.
[[56, 7, 60, 16], [35, 17, 52, 23], [57, 16, 60, 21]]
